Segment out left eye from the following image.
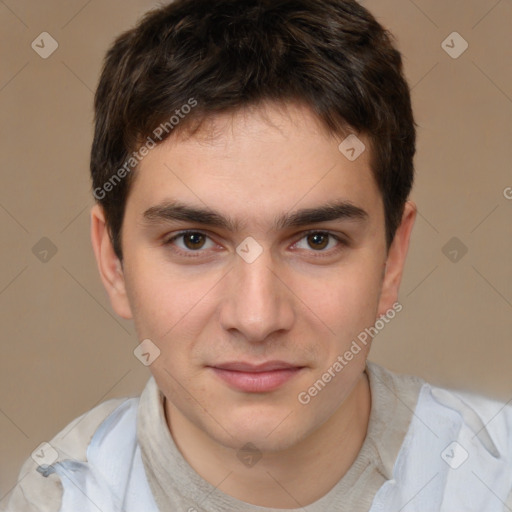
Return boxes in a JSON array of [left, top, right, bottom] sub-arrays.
[[293, 231, 342, 252]]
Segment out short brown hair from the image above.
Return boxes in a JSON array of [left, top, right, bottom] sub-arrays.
[[91, 0, 416, 260]]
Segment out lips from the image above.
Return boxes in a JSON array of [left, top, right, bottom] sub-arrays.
[[209, 361, 304, 393], [213, 361, 300, 372]]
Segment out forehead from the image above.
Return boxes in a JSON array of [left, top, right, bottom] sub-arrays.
[[127, 102, 382, 230]]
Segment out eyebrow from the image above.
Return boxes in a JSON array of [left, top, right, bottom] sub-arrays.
[[142, 199, 368, 232]]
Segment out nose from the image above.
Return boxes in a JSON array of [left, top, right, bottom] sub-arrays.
[[218, 245, 295, 343]]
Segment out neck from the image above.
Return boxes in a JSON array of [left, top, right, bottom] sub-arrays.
[[165, 371, 371, 508]]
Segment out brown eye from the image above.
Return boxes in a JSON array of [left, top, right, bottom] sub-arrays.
[[165, 231, 215, 253], [307, 232, 329, 250], [293, 231, 346, 255], [183, 232, 206, 250]]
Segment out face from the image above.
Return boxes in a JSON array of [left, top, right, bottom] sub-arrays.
[[92, 101, 414, 454]]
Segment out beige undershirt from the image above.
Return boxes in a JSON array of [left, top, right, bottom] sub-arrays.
[[138, 360, 424, 512]]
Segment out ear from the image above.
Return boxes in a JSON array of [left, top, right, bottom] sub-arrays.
[[90, 204, 133, 319], [376, 200, 416, 317]]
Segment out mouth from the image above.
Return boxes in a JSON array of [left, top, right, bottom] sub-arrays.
[[208, 361, 305, 393]]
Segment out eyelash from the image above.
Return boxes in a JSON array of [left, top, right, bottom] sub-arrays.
[[163, 229, 348, 258]]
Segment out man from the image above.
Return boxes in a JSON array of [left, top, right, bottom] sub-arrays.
[[4, 0, 512, 510]]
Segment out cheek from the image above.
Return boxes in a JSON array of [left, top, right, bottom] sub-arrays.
[[300, 260, 383, 339], [124, 253, 221, 345]]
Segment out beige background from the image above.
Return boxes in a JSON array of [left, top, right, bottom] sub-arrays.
[[1, 0, 511, 500]]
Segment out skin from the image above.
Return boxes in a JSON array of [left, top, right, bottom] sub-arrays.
[[91, 101, 416, 508]]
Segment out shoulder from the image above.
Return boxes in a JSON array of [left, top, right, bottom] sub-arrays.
[[367, 360, 512, 443], [1, 397, 132, 512], [426, 381, 512, 434], [422, 383, 512, 505], [368, 367, 512, 509], [426, 382, 512, 456]]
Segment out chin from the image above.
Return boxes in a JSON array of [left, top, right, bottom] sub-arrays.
[[211, 408, 311, 453]]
